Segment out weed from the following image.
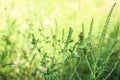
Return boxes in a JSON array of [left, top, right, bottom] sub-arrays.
[[0, 1, 119, 80]]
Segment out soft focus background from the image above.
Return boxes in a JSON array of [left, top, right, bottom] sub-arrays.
[[0, 0, 120, 79]]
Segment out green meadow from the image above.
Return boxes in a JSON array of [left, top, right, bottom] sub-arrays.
[[0, 0, 120, 80]]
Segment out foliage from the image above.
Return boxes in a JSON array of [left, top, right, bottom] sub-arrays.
[[0, 1, 120, 80]]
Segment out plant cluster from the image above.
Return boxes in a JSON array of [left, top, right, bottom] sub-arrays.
[[0, 2, 120, 80]]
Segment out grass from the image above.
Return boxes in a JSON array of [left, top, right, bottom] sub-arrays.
[[0, 1, 120, 80]]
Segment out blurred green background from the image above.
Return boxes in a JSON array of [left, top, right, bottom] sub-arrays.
[[0, 0, 120, 55]]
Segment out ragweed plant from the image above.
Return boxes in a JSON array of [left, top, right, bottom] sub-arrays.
[[0, 1, 120, 80], [26, 2, 119, 80], [64, 2, 119, 80]]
